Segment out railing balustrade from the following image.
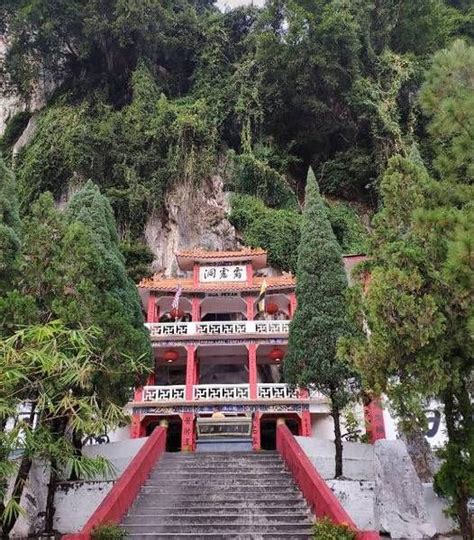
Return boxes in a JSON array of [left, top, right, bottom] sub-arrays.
[[193, 384, 250, 401], [139, 383, 327, 404], [145, 320, 290, 338]]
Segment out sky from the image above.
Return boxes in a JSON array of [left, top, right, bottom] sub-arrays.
[[215, 0, 265, 9]]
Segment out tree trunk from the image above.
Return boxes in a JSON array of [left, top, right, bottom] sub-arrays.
[[331, 403, 343, 478], [44, 459, 57, 535], [443, 388, 473, 540], [400, 424, 436, 482], [1, 455, 33, 537]]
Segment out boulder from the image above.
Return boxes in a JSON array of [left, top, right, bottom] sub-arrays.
[[374, 440, 436, 538]]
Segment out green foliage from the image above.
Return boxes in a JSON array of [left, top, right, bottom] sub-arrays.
[[120, 241, 154, 283], [326, 201, 369, 254], [0, 111, 31, 153], [16, 65, 217, 236], [229, 144, 298, 209], [230, 194, 300, 273], [420, 39, 474, 185], [312, 517, 356, 540], [285, 168, 354, 402], [0, 159, 21, 291], [91, 522, 128, 540]]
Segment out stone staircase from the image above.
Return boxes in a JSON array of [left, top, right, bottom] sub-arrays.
[[121, 451, 314, 539]]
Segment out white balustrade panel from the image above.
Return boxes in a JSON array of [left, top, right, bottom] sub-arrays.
[[146, 320, 290, 338], [193, 384, 250, 401], [143, 385, 186, 402], [257, 384, 300, 400]]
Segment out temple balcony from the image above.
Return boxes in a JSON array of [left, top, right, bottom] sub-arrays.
[[145, 320, 290, 343], [138, 383, 328, 405]]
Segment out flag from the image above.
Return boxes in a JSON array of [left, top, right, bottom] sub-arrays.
[[257, 278, 267, 313], [172, 284, 182, 311]]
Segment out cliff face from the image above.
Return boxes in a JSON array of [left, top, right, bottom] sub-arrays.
[[145, 172, 238, 276]]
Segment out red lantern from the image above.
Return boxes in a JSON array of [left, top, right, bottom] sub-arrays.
[[266, 302, 279, 315], [170, 308, 185, 319], [268, 347, 285, 363], [164, 350, 179, 364]]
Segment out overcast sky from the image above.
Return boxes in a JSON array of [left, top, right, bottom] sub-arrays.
[[215, 0, 265, 9]]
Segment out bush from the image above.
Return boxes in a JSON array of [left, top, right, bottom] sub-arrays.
[[0, 111, 31, 153], [91, 522, 128, 540], [230, 194, 301, 272], [326, 201, 369, 254], [313, 517, 356, 540]]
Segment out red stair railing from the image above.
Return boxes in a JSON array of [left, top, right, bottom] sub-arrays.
[[63, 426, 167, 540], [276, 423, 380, 540]]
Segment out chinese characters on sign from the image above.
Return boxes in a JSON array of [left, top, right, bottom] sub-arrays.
[[200, 265, 247, 283]]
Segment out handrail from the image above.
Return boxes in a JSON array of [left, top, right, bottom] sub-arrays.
[[276, 424, 380, 540], [63, 427, 167, 539]]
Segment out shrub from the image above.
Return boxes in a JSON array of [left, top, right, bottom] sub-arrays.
[[0, 111, 31, 153], [326, 201, 369, 254], [91, 522, 128, 540], [313, 517, 356, 540]]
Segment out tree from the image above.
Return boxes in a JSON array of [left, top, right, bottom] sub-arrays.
[[340, 153, 473, 538], [58, 180, 152, 404], [284, 167, 355, 478], [0, 159, 20, 293], [0, 321, 125, 535]]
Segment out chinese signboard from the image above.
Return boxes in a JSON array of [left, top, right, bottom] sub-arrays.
[[199, 265, 247, 283]]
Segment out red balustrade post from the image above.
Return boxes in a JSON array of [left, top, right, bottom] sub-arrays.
[[248, 344, 258, 399]]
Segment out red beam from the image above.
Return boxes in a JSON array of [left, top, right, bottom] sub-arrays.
[[63, 427, 167, 540], [276, 424, 380, 540]]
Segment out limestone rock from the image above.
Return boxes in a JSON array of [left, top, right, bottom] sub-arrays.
[[145, 173, 237, 275], [374, 439, 437, 539]]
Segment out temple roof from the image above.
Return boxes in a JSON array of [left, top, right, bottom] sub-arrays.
[[176, 248, 267, 270], [138, 274, 295, 293]]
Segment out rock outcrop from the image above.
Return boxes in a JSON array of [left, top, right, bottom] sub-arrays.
[[145, 173, 238, 275], [374, 439, 436, 538]]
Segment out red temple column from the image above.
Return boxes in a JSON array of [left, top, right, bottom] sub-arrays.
[[364, 397, 386, 443], [193, 263, 199, 286], [147, 294, 158, 323], [300, 410, 312, 437], [130, 415, 145, 438], [185, 345, 196, 400], [246, 263, 253, 286], [252, 412, 261, 451], [181, 412, 195, 452], [246, 296, 255, 321], [191, 297, 201, 322], [288, 292, 297, 318], [248, 344, 258, 399]]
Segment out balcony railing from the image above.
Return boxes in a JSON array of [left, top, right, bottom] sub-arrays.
[[141, 383, 327, 403], [193, 384, 250, 401], [145, 320, 290, 339]]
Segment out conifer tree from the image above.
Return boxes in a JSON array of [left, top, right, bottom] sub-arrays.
[[58, 180, 152, 403], [285, 168, 354, 478]]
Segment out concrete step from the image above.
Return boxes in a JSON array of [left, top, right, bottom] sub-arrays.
[[134, 496, 307, 507], [123, 514, 312, 525], [153, 464, 287, 472], [125, 534, 312, 540], [122, 524, 315, 534], [128, 505, 309, 515], [139, 485, 299, 495], [145, 473, 292, 486]]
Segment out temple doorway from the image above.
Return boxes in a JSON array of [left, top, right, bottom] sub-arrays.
[[260, 417, 299, 450], [146, 417, 182, 452]]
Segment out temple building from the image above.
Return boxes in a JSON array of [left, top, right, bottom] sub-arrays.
[[130, 248, 381, 452]]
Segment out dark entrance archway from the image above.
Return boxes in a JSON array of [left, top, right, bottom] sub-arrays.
[[260, 416, 299, 450], [145, 416, 182, 452]]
